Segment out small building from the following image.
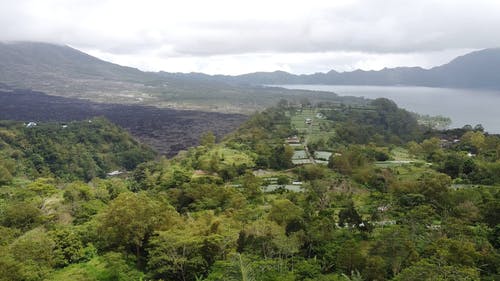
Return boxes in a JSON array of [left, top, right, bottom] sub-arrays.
[[305, 118, 312, 125], [285, 136, 301, 144], [107, 170, 124, 177], [26, 122, 37, 128]]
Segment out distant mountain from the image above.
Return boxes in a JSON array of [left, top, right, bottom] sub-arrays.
[[0, 42, 273, 110], [2, 42, 500, 91], [0, 41, 171, 105], [1, 42, 499, 114], [197, 48, 500, 89], [0, 42, 366, 113], [426, 48, 500, 88], [0, 41, 155, 83]]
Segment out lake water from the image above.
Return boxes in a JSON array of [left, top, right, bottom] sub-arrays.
[[276, 85, 500, 134]]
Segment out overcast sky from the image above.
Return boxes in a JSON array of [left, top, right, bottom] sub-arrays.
[[1, 0, 499, 75]]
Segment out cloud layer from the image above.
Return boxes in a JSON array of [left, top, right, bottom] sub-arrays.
[[0, 0, 499, 74]]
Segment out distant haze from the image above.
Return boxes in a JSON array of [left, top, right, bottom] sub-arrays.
[[1, 0, 500, 74]]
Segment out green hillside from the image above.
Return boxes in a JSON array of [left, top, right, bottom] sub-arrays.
[[0, 101, 499, 281], [0, 117, 155, 182]]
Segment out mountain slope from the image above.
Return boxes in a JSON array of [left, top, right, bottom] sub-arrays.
[[0, 41, 154, 83], [0, 41, 170, 105], [0, 42, 368, 113], [1, 42, 499, 114], [426, 48, 500, 88]]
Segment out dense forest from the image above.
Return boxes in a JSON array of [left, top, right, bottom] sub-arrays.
[[0, 99, 499, 281]]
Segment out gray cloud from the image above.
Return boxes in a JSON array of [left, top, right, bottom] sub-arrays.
[[0, 0, 499, 74]]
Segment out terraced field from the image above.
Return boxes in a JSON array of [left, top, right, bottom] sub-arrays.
[[287, 107, 338, 165]]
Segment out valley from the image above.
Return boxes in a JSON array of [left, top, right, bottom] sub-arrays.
[[0, 88, 247, 156], [1, 1, 500, 280]]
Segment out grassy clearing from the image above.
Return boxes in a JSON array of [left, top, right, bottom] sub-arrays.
[[46, 255, 144, 281], [198, 147, 255, 168], [374, 147, 425, 168], [391, 163, 430, 181], [390, 147, 417, 161], [290, 109, 316, 133], [308, 131, 336, 145], [290, 108, 336, 145]]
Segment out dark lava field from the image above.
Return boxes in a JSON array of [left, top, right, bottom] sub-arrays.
[[0, 88, 247, 156]]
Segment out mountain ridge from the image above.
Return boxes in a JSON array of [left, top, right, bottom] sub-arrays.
[[1, 42, 499, 110], [0, 42, 371, 113], [203, 47, 500, 89], [0, 41, 163, 84], [152, 47, 500, 89]]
